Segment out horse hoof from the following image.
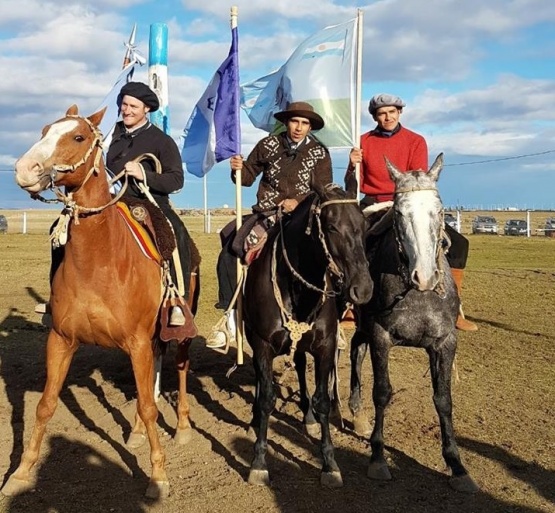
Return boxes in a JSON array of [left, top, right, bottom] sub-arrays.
[[126, 432, 147, 449], [367, 462, 392, 480], [145, 479, 170, 499], [248, 469, 270, 486], [1, 476, 32, 496], [321, 470, 343, 488], [450, 474, 479, 493], [353, 415, 371, 437], [305, 422, 320, 438], [174, 428, 192, 445]]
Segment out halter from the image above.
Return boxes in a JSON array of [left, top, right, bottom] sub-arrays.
[[33, 114, 131, 246], [271, 195, 358, 356], [392, 185, 449, 298]]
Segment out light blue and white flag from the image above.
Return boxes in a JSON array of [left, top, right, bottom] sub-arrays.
[[96, 60, 141, 143], [241, 18, 357, 148], [181, 27, 241, 177]]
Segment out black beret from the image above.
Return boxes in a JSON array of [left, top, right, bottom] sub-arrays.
[[117, 82, 160, 112]]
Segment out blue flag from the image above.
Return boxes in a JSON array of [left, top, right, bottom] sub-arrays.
[[181, 27, 241, 177]]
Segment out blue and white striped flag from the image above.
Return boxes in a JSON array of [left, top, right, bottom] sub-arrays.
[[240, 18, 357, 149], [181, 27, 241, 177]]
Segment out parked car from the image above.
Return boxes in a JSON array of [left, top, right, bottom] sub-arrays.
[[0, 214, 7, 234], [544, 217, 555, 237], [504, 219, 528, 236], [471, 215, 498, 234], [444, 212, 458, 230]]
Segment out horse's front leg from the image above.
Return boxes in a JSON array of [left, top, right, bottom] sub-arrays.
[[312, 342, 343, 488], [428, 337, 479, 493], [293, 351, 318, 437], [349, 329, 370, 436], [248, 342, 276, 486], [129, 342, 169, 499], [2, 331, 78, 496], [367, 331, 393, 481], [174, 340, 193, 445]]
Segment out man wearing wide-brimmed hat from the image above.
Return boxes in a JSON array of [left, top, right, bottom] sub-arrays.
[[207, 100, 332, 349]]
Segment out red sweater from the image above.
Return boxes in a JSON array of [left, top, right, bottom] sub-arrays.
[[356, 126, 428, 201]]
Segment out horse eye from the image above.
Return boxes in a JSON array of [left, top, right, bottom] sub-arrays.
[[74, 135, 85, 142]]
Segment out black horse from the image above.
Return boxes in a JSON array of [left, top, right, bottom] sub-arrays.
[[349, 154, 478, 492], [243, 181, 373, 488]]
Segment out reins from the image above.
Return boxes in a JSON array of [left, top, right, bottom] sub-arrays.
[[271, 196, 358, 357], [33, 114, 158, 247]]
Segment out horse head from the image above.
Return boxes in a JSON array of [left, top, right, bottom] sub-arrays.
[[15, 105, 107, 194], [386, 153, 445, 292], [311, 182, 373, 305]]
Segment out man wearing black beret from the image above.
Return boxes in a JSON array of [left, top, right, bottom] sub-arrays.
[[107, 81, 192, 326]]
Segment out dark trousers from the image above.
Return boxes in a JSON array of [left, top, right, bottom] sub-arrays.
[[160, 204, 192, 300], [216, 227, 239, 310]]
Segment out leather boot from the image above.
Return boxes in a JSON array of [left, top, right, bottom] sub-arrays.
[[451, 268, 478, 331]]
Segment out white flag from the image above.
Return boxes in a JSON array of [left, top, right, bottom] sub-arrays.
[[241, 18, 357, 148]]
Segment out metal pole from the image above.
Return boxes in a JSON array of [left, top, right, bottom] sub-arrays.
[[148, 23, 170, 134]]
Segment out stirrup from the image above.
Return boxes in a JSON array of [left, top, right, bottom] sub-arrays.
[[169, 306, 186, 326], [206, 314, 235, 354]]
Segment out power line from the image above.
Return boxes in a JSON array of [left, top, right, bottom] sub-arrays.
[[444, 149, 555, 166]]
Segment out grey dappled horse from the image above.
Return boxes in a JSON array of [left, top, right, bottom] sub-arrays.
[[349, 154, 478, 492], [243, 181, 373, 488]]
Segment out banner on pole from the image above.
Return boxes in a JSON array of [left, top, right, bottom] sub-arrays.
[[240, 18, 357, 148], [181, 26, 241, 177]]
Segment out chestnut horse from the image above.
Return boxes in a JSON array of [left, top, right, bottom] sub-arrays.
[[4, 105, 199, 499]]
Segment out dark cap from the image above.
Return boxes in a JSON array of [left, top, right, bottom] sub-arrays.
[[117, 81, 160, 112], [274, 101, 325, 131]]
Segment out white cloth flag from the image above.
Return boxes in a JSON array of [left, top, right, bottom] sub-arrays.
[[96, 61, 140, 145], [240, 18, 357, 148]]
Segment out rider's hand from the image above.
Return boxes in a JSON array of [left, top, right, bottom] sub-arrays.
[[230, 155, 243, 174], [349, 147, 362, 168], [124, 162, 146, 181], [279, 198, 299, 213]]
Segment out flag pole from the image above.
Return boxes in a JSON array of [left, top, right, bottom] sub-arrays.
[[231, 5, 244, 366], [354, 9, 363, 200]]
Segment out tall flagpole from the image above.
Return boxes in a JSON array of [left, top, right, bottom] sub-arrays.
[[354, 9, 364, 200], [231, 5, 244, 366]]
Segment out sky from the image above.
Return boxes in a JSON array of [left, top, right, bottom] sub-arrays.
[[1, 0, 555, 211]]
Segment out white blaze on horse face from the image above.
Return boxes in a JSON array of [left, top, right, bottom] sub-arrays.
[[398, 189, 442, 291], [15, 120, 79, 192]]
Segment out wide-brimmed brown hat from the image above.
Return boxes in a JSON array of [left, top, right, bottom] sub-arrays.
[[274, 101, 325, 131]]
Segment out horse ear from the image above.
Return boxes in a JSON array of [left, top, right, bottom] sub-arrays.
[[344, 170, 358, 199], [66, 105, 78, 116], [428, 153, 444, 182], [88, 106, 107, 128], [384, 156, 403, 182]]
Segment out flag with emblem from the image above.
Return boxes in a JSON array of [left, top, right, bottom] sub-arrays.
[[181, 26, 241, 177], [240, 18, 357, 148]]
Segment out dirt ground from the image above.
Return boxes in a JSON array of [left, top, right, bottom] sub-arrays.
[[0, 227, 554, 513]]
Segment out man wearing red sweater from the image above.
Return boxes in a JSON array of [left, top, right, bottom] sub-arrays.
[[347, 93, 477, 331]]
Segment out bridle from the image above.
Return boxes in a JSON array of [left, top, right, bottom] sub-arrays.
[[31, 115, 131, 228], [275, 197, 359, 297], [391, 186, 449, 298], [271, 194, 359, 355]]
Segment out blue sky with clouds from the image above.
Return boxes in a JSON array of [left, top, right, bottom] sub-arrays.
[[1, 0, 555, 211]]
